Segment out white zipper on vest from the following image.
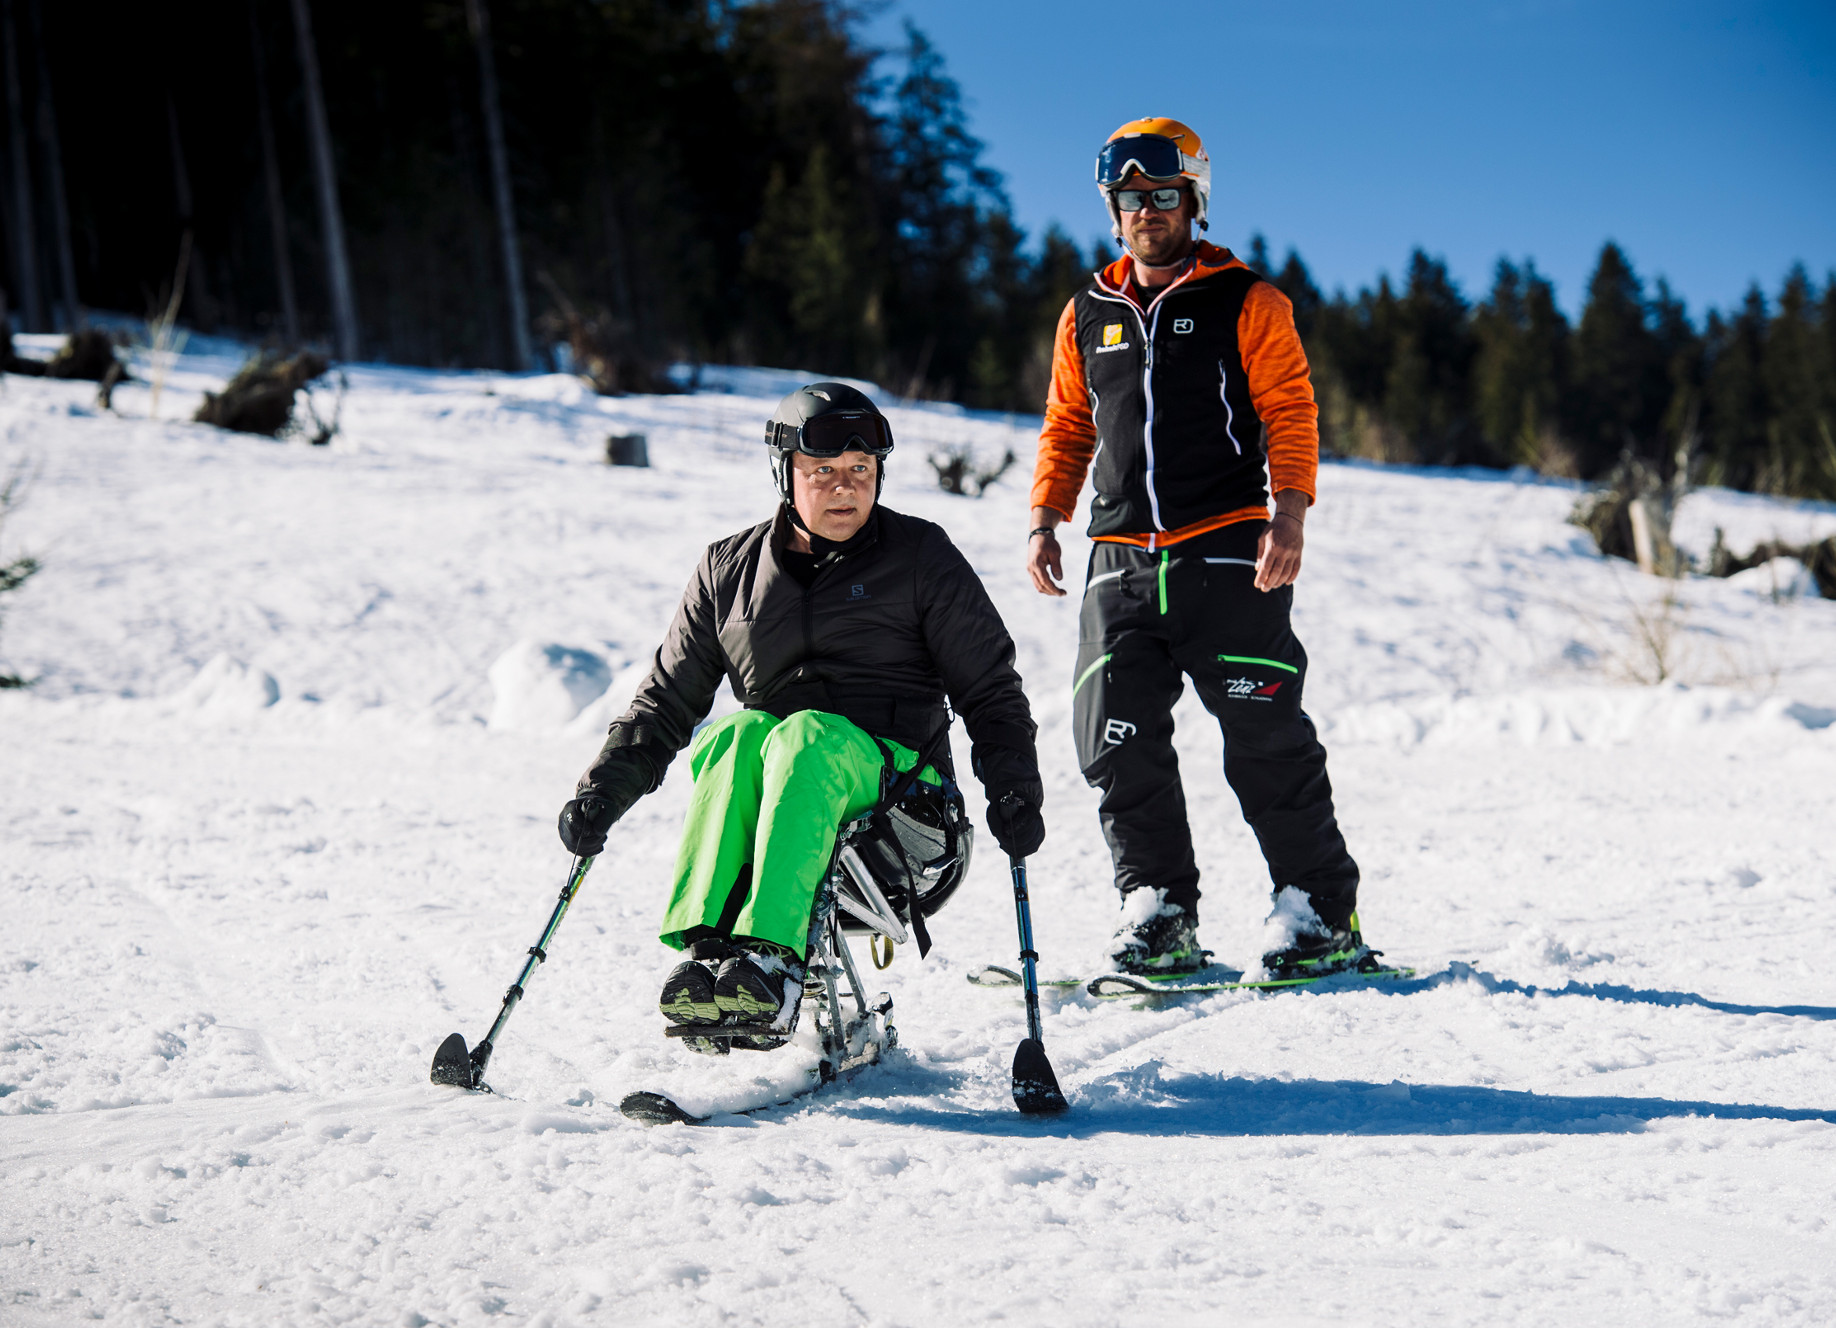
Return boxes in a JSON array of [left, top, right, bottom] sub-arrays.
[[1142, 302, 1164, 537], [1217, 360, 1244, 456]]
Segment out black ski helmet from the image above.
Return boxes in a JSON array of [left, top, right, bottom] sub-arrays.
[[764, 382, 894, 504]]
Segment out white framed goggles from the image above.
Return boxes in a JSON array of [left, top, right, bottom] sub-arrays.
[[1095, 134, 1206, 189]]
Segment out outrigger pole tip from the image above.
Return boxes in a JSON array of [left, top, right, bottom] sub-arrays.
[[430, 854, 595, 1093], [1006, 855, 1069, 1115]]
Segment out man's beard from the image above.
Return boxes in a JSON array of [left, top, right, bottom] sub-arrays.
[[1127, 226, 1191, 267]]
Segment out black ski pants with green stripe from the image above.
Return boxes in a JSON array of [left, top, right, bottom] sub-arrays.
[[1071, 521, 1359, 928]]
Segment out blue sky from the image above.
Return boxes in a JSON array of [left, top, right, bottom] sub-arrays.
[[864, 0, 1836, 320]]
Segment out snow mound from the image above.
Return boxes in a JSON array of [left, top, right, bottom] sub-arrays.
[[1723, 556, 1819, 601], [173, 653, 279, 715], [487, 639, 612, 730], [1319, 682, 1833, 747]]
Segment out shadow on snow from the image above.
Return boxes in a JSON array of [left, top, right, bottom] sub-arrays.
[[799, 963, 1836, 1137], [1421, 964, 1836, 1021], [824, 1063, 1836, 1139]]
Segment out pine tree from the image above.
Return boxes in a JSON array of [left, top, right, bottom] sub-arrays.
[[1759, 266, 1834, 499], [1474, 259, 1572, 470], [877, 21, 1008, 398], [965, 209, 1031, 408], [1701, 288, 1769, 492], [1008, 225, 1095, 408], [1310, 275, 1401, 460], [1822, 274, 1836, 486], [1382, 250, 1477, 464], [1649, 279, 1704, 482], [1569, 242, 1667, 476], [743, 144, 876, 375], [1272, 249, 1322, 340]]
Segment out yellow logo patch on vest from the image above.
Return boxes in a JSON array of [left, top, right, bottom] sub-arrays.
[[1102, 323, 1123, 347]]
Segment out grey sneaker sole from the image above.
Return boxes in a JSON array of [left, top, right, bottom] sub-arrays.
[[659, 960, 721, 1025], [714, 965, 781, 1019]]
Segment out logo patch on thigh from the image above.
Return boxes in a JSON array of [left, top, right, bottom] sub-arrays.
[[1226, 676, 1283, 702]]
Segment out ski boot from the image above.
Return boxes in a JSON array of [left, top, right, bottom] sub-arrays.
[[714, 943, 806, 1051], [1106, 888, 1210, 976], [659, 938, 736, 1056], [1260, 909, 1380, 980]]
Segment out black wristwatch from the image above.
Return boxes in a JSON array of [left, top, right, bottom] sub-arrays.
[[1028, 526, 1056, 541]]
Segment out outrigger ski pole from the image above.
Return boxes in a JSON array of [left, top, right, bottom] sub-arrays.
[[431, 854, 595, 1092], [1007, 856, 1069, 1115]]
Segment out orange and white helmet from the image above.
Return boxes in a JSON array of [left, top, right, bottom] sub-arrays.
[[1095, 117, 1211, 232]]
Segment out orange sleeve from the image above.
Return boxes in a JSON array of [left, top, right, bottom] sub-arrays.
[[1238, 282, 1319, 504], [1030, 298, 1096, 521]]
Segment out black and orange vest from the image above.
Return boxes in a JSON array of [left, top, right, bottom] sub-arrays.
[[1072, 262, 1268, 539]]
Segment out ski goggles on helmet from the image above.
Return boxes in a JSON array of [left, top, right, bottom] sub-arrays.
[[1095, 133, 1203, 189], [765, 411, 894, 458], [1113, 186, 1187, 213]]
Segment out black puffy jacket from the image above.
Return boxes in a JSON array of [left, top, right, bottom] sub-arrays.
[[580, 505, 1039, 802]]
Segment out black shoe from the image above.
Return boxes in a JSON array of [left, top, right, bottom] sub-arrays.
[[714, 946, 805, 1050], [658, 938, 735, 1027], [1107, 890, 1209, 976], [1260, 910, 1376, 978]]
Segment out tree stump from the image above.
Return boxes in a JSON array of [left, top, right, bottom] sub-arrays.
[[606, 433, 649, 467]]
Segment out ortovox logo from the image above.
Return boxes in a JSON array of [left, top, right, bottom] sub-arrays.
[[1102, 323, 1123, 347], [1103, 718, 1137, 745], [1173, 318, 1193, 334]]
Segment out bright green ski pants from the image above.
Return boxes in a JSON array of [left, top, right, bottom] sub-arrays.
[[659, 709, 936, 959]]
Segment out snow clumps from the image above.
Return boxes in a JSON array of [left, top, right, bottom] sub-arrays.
[[174, 653, 280, 715], [487, 639, 612, 730]]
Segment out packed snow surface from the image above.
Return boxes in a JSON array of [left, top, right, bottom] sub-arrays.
[[4, 338, 1836, 1326]]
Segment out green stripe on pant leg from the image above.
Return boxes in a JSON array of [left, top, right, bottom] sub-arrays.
[[732, 710, 901, 958], [657, 710, 778, 951]]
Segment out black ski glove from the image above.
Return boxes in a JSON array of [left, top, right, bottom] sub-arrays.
[[558, 795, 619, 857], [557, 745, 658, 856], [987, 784, 1045, 859]]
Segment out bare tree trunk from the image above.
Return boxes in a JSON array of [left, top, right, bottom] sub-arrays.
[[25, 0, 73, 328], [163, 93, 217, 330], [596, 171, 632, 325], [249, 0, 299, 343], [465, 0, 532, 371], [0, 0, 43, 332], [288, 0, 358, 361]]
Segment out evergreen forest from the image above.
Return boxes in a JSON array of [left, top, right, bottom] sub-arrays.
[[3, 0, 1832, 501]]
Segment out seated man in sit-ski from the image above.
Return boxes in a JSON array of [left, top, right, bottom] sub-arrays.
[[556, 383, 1044, 1050]]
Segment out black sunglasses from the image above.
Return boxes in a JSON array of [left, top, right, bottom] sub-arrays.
[[765, 411, 894, 458], [1113, 186, 1186, 214]]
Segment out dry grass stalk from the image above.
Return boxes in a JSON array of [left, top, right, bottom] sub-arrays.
[[145, 233, 193, 419]]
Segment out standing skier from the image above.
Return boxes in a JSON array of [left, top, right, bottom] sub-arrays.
[[1025, 117, 1369, 979], [561, 383, 1043, 1049]]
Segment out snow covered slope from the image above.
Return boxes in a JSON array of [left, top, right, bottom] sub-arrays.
[[3, 342, 1835, 1326]]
